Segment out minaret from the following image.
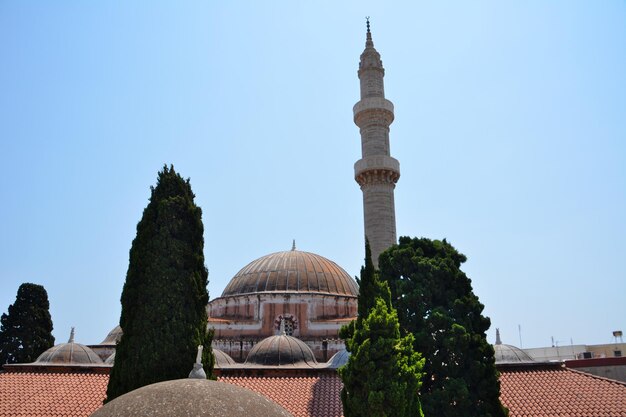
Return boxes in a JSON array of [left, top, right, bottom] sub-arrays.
[[354, 19, 400, 267]]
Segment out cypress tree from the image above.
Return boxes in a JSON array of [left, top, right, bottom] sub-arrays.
[[379, 236, 508, 417], [0, 283, 55, 364], [106, 165, 213, 401], [339, 242, 424, 417]]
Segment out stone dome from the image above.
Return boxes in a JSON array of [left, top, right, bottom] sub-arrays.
[[100, 325, 122, 345], [222, 249, 358, 297], [494, 343, 535, 364], [245, 334, 318, 367], [90, 378, 293, 417], [36, 329, 103, 365], [493, 329, 534, 364], [213, 348, 236, 368], [326, 349, 350, 369]]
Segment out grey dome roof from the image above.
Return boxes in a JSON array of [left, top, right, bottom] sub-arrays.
[[494, 343, 535, 364], [493, 329, 534, 364], [326, 349, 350, 369], [36, 332, 103, 365], [100, 325, 122, 345], [90, 379, 293, 417], [222, 249, 358, 297], [245, 334, 317, 367], [213, 348, 236, 368]]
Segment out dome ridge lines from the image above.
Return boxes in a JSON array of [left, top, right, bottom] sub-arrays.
[[221, 249, 358, 297], [308, 252, 324, 293]]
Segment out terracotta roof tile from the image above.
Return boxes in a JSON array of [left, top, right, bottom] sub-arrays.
[[219, 374, 343, 417], [2, 365, 625, 417], [0, 371, 108, 417], [499, 365, 626, 416]]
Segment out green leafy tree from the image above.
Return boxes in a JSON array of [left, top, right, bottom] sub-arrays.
[[106, 165, 213, 402], [0, 283, 55, 364], [379, 236, 508, 417], [339, 242, 424, 417]]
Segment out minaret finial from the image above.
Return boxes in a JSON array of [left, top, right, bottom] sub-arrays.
[[188, 345, 207, 379], [495, 328, 502, 345], [365, 16, 373, 46], [68, 327, 75, 343], [291, 239, 296, 251]]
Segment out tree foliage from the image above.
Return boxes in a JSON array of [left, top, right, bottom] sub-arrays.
[[106, 165, 213, 402], [379, 236, 508, 417], [339, 242, 424, 417], [0, 283, 55, 364]]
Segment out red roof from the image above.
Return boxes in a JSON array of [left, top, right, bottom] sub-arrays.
[[2, 365, 626, 417], [0, 371, 108, 417], [499, 365, 626, 416], [219, 374, 343, 417]]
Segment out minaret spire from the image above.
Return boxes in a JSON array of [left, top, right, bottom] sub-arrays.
[[354, 19, 400, 267]]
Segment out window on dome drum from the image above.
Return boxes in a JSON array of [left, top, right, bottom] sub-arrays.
[[282, 318, 294, 336]]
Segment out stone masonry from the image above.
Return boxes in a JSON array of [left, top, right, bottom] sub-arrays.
[[354, 20, 400, 267]]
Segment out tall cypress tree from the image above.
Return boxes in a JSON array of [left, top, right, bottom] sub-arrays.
[[106, 165, 213, 401], [340, 242, 424, 417], [379, 237, 507, 417], [0, 283, 55, 364]]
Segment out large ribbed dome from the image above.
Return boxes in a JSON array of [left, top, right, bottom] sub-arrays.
[[222, 249, 358, 297], [245, 334, 317, 367]]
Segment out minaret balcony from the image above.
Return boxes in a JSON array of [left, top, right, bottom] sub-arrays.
[[354, 155, 400, 182]]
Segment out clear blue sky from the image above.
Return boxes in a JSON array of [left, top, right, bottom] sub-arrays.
[[1, 1, 624, 350]]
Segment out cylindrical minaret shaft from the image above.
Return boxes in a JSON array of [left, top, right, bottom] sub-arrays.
[[354, 20, 400, 267]]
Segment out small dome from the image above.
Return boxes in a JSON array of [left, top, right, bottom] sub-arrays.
[[493, 329, 534, 364], [105, 352, 115, 365], [213, 348, 236, 368], [245, 334, 317, 367], [223, 249, 358, 297], [100, 325, 123, 345], [494, 344, 535, 364], [36, 329, 103, 365], [326, 349, 350, 369], [90, 379, 293, 417]]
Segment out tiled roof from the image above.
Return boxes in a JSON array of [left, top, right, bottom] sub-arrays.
[[219, 374, 343, 417], [0, 371, 108, 417], [499, 365, 626, 416], [2, 365, 626, 417]]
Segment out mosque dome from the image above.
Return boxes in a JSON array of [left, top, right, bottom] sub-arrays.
[[90, 378, 293, 417], [245, 333, 317, 367], [100, 325, 122, 345], [222, 248, 358, 297], [493, 329, 535, 365], [36, 328, 103, 365], [213, 348, 236, 368], [105, 352, 115, 365], [326, 349, 350, 369]]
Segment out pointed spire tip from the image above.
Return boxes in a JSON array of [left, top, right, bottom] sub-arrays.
[[291, 239, 296, 251]]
